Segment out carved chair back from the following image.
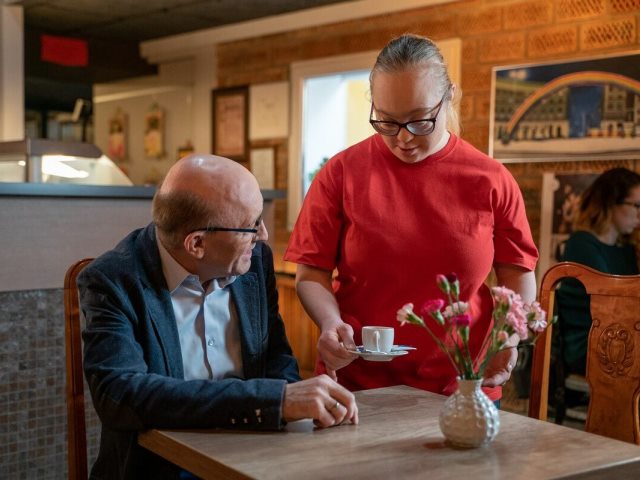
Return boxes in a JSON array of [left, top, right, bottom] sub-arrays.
[[529, 262, 640, 444]]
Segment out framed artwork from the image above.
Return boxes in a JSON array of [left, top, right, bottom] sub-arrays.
[[538, 171, 599, 282], [249, 82, 289, 140], [489, 51, 640, 163], [107, 108, 127, 161], [212, 86, 248, 161], [144, 104, 165, 159], [250, 147, 275, 189]]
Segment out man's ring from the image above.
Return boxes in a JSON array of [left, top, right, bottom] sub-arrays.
[[330, 400, 340, 410]]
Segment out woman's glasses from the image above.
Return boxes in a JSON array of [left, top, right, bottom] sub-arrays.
[[369, 90, 448, 136], [620, 201, 640, 210]]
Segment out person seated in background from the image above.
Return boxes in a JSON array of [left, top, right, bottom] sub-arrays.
[[78, 154, 358, 480], [556, 167, 640, 396]]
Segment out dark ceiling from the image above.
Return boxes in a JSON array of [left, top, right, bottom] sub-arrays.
[[15, 0, 353, 111], [16, 0, 351, 42]]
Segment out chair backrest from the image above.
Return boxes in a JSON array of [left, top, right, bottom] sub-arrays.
[[64, 258, 94, 480], [529, 261, 640, 444]]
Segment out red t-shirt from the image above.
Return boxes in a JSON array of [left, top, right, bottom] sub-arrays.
[[285, 134, 538, 399]]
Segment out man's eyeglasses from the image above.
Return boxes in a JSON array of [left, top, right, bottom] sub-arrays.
[[620, 201, 640, 210], [189, 226, 259, 234], [369, 90, 449, 137], [188, 218, 263, 235]]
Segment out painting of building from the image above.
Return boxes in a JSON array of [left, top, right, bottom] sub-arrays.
[[490, 52, 640, 162]]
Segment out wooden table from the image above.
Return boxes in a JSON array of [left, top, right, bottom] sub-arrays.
[[139, 385, 640, 479]]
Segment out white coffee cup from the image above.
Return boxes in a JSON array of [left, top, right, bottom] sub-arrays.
[[362, 326, 394, 353]]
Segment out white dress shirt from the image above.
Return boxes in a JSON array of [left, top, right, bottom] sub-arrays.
[[156, 234, 244, 381]]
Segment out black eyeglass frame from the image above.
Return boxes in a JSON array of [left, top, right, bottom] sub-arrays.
[[188, 216, 263, 236], [619, 201, 640, 209], [369, 89, 449, 136], [188, 226, 259, 235]]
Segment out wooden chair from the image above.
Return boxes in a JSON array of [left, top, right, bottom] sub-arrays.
[[529, 261, 640, 444], [64, 258, 94, 480]]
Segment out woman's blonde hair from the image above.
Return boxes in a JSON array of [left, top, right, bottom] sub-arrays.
[[369, 33, 461, 135]]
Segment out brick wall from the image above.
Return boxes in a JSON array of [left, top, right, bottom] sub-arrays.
[[216, 0, 640, 247]]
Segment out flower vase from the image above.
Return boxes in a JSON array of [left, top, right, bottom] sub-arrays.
[[439, 378, 500, 448]]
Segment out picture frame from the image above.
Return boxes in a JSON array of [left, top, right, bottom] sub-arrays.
[[538, 171, 599, 283], [249, 82, 289, 140], [144, 104, 165, 159], [107, 108, 128, 162], [212, 86, 249, 161], [489, 51, 640, 163], [250, 147, 275, 189]]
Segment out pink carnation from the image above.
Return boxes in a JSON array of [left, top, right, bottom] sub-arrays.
[[525, 302, 547, 333], [505, 309, 528, 340], [396, 303, 414, 326], [491, 286, 516, 306], [398, 276, 548, 381], [497, 330, 509, 344], [420, 299, 445, 317], [443, 301, 469, 318], [436, 274, 450, 295], [452, 313, 471, 327]]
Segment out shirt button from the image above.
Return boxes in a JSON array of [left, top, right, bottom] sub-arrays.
[[207, 338, 214, 347]]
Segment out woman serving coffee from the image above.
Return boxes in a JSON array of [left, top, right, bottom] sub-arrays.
[[284, 34, 538, 401]]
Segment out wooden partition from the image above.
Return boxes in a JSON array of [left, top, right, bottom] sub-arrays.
[[275, 274, 319, 378]]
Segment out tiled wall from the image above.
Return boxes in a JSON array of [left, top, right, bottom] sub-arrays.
[[0, 289, 99, 479]]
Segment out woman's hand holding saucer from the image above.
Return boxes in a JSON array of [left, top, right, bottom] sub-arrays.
[[317, 321, 358, 381]]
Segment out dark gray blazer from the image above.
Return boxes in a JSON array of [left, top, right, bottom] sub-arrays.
[[78, 224, 300, 479]]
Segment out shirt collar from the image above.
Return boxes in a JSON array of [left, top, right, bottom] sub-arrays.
[[156, 229, 237, 293]]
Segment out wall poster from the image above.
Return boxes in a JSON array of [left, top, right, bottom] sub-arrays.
[[489, 51, 640, 163], [212, 86, 248, 161], [107, 108, 127, 162], [144, 104, 165, 159]]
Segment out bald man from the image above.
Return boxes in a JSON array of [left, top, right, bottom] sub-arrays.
[[79, 154, 357, 480]]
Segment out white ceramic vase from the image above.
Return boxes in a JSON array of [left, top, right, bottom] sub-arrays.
[[439, 378, 500, 448]]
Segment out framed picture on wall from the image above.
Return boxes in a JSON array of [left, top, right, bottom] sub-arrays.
[[107, 108, 128, 161], [538, 171, 599, 282], [144, 104, 165, 159], [250, 147, 275, 189], [489, 51, 640, 163], [212, 86, 249, 161]]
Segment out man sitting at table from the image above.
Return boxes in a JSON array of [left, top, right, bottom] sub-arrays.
[[78, 154, 358, 480]]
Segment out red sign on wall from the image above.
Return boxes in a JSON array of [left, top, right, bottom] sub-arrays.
[[41, 34, 88, 67]]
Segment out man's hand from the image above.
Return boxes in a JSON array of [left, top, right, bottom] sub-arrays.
[[482, 346, 518, 388], [282, 374, 358, 428], [317, 321, 358, 380]]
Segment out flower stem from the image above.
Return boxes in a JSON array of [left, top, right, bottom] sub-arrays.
[[411, 313, 461, 376], [475, 327, 495, 372], [447, 329, 471, 378]]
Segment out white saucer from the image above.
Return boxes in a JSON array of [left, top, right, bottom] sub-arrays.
[[349, 345, 411, 362]]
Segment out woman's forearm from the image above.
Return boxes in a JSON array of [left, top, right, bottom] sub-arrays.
[[494, 263, 537, 303], [295, 264, 341, 331]]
